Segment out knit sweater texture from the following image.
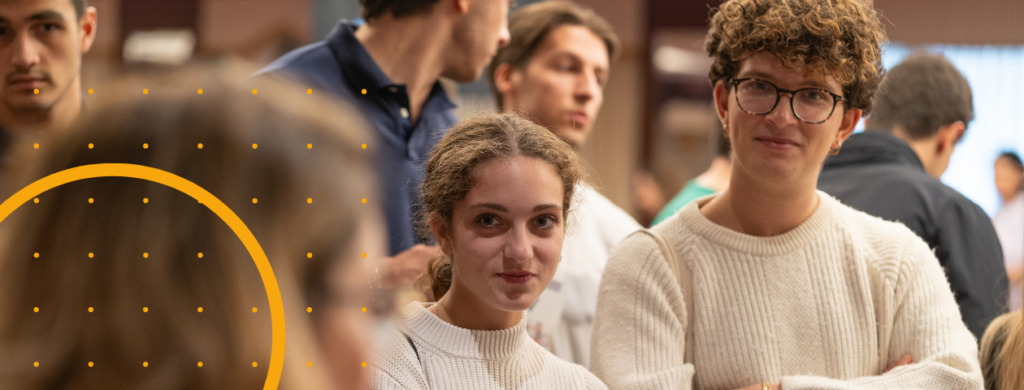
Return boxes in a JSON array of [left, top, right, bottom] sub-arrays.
[[369, 302, 607, 390], [590, 191, 983, 390]]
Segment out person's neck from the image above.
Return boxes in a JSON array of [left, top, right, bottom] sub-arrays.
[[695, 156, 732, 191], [355, 16, 449, 123], [0, 78, 82, 134], [891, 128, 943, 179], [700, 168, 820, 237], [431, 282, 522, 331]]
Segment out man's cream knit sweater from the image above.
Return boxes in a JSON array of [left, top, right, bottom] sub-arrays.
[[369, 303, 607, 390], [590, 192, 983, 390]]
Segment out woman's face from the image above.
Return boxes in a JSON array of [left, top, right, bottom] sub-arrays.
[[995, 156, 1023, 201], [714, 52, 861, 188], [438, 156, 565, 313]]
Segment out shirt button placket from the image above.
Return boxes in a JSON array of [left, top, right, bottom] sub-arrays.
[[400, 107, 410, 119]]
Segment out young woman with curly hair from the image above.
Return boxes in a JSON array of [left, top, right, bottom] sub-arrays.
[[590, 1, 983, 389]]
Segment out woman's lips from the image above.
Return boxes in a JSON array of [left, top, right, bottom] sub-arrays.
[[496, 271, 535, 284], [756, 137, 798, 150]]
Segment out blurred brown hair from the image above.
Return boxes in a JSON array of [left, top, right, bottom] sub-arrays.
[[418, 113, 586, 300], [705, 0, 885, 114], [0, 62, 375, 389], [980, 293, 1024, 390], [487, 0, 619, 110]]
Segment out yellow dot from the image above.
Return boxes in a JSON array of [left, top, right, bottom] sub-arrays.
[[307, 198, 312, 204], [143, 143, 149, 149], [33, 198, 39, 203], [33, 307, 39, 312], [33, 143, 39, 149], [143, 88, 149, 94], [361, 362, 367, 368], [197, 143, 203, 149], [197, 361, 203, 367], [361, 307, 367, 313], [252, 143, 258, 149], [306, 89, 312, 95], [361, 143, 367, 149], [361, 252, 367, 258], [88, 361, 93, 367], [252, 89, 258, 95], [361, 198, 367, 204], [361, 89, 367, 95], [142, 198, 149, 204], [88, 143, 93, 149], [197, 252, 203, 258], [252, 198, 258, 204], [252, 361, 258, 367], [306, 252, 312, 258], [88, 252, 94, 258], [306, 307, 312, 313], [88, 88, 94, 95], [143, 307, 148, 312], [34, 252, 39, 258], [33, 361, 39, 367], [143, 252, 149, 258], [307, 361, 312, 367], [197, 307, 203, 312], [88, 198, 94, 203], [33, 88, 39, 94], [306, 143, 312, 149], [252, 307, 258, 313], [197, 88, 203, 95], [143, 361, 148, 367], [88, 307, 93, 312]]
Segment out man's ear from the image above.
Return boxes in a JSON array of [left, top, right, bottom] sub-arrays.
[[836, 107, 862, 144], [452, 0, 473, 15], [713, 80, 730, 131], [79, 6, 97, 54], [936, 120, 966, 155], [493, 63, 519, 109], [429, 215, 454, 256]]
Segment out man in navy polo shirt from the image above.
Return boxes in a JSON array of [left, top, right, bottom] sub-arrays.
[[258, 0, 510, 288]]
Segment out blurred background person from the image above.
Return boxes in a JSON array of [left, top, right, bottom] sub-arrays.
[[370, 113, 604, 389], [486, 0, 638, 367], [0, 0, 97, 156], [257, 0, 512, 289], [650, 129, 730, 226], [0, 64, 383, 390], [819, 53, 1008, 339], [993, 151, 1023, 311], [979, 285, 1023, 390], [592, 1, 982, 389]]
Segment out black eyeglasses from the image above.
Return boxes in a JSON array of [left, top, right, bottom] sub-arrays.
[[730, 78, 845, 124]]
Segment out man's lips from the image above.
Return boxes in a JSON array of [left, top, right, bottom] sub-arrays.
[[756, 136, 799, 150], [496, 271, 536, 284], [7, 76, 48, 90], [570, 112, 588, 127]]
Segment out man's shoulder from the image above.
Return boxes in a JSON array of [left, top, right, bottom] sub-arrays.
[[255, 41, 352, 97]]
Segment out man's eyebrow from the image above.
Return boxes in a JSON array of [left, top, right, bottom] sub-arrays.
[[27, 10, 65, 23], [469, 203, 508, 212]]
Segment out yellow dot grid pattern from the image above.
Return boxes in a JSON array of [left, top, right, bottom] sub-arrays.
[[0, 164, 286, 390]]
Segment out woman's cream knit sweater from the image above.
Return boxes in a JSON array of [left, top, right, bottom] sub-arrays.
[[369, 302, 607, 390], [590, 192, 983, 390]]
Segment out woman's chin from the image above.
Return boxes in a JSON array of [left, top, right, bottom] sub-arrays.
[[495, 292, 539, 312]]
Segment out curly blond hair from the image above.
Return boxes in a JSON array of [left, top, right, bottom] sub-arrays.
[[706, 0, 886, 114]]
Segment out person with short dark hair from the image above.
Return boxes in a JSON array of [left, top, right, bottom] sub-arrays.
[[0, 0, 97, 150], [818, 53, 1008, 339], [993, 151, 1023, 311], [486, 0, 638, 367], [257, 0, 511, 289]]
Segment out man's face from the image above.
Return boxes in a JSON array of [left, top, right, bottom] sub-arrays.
[[445, 0, 511, 82], [714, 52, 860, 185], [0, 0, 93, 113], [498, 25, 608, 147]]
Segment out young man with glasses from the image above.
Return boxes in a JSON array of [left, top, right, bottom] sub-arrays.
[[818, 53, 1008, 340]]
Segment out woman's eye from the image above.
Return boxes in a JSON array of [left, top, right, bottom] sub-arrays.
[[478, 215, 498, 227], [536, 216, 557, 228]]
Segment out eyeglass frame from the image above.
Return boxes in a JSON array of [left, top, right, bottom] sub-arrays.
[[728, 78, 846, 125]]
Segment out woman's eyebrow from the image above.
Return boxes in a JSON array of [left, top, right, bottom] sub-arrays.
[[469, 203, 508, 212]]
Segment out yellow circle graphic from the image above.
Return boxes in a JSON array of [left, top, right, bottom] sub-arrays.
[[0, 163, 285, 390]]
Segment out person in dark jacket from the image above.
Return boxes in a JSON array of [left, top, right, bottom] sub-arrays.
[[819, 53, 1008, 340]]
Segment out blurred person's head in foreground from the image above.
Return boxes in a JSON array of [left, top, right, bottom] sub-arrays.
[[359, 0, 512, 82], [708, 0, 884, 192], [0, 62, 383, 390], [865, 53, 973, 178], [994, 151, 1023, 203], [419, 113, 586, 329], [487, 0, 619, 147], [980, 286, 1024, 390], [0, 0, 97, 134]]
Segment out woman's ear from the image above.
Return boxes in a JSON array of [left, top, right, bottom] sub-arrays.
[[713, 80, 730, 131], [429, 215, 454, 255], [837, 107, 862, 144], [494, 63, 520, 110]]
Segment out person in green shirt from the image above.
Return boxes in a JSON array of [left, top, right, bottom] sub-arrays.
[[651, 129, 731, 226]]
